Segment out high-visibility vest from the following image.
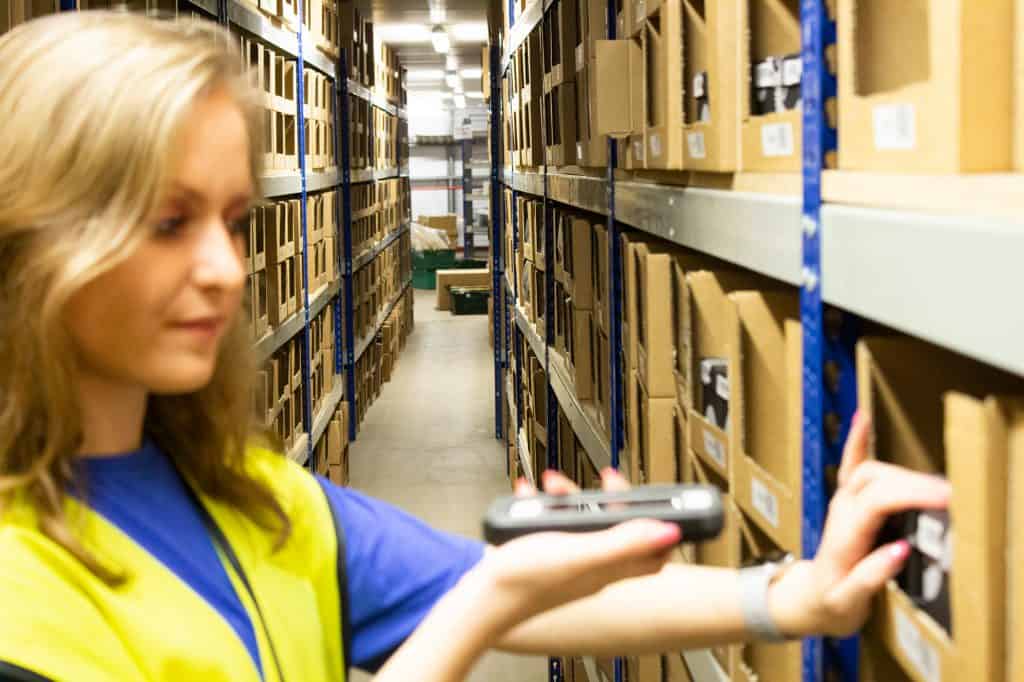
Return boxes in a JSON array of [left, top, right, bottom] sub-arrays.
[[0, 447, 349, 682]]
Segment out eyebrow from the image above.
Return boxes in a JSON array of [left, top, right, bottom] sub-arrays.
[[166, 182, 255, 209]]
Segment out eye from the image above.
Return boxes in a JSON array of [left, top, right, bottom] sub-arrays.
[[154, 216, 187, 237], [229, 216, 250, 236]]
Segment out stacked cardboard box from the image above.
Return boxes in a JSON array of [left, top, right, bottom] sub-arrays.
[[542, 0, 578, 166], [340, 1, 374, 87], [349, 94, 372, 170], [303, 70, 336, 172]]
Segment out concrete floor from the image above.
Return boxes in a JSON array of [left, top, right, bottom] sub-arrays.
[[348, 289, 547, 682]]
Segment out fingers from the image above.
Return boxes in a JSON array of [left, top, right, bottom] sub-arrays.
[[541, 470, 580, 495], [591, 519, 681, 562], [514, 477, 536, 497], [600, 467, 631, 492], [837, 410, 871, 489], [821, 541, 910, 632]]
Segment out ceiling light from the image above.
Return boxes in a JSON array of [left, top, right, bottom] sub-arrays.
[[454, 81, 464, 94], [454, 95, 466, 109], [444, 73, 460, 88], [460, 67, 482, 79], [445, 55, 459, 70], [376, 23, 431, 43], [466, 91, 485, 99], [407, 69, 444, 82], [429, 4, 446, 23], [451, 22, 487, 42], [431, 26, 451, 54]]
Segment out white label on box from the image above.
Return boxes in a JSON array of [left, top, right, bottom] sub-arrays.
[[761, 122, 795, 157], [649, 133, 662, 158], [687, 132, 707, 159], [751, 477, 780, 528], [915, 514, 946, 560], [633, 139, 644, 160], [782, 57, 802, 86], [873, 103, 916, 151], [895, 610, 941, 682], [716, 374, 729, 400], [703, 428, 727, 469], [577, 142, 584, 160], [635, 0, 645, 24], [576, 44, 584, 71]]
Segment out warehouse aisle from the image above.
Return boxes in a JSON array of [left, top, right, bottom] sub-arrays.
[[348, 289, 547, 682]]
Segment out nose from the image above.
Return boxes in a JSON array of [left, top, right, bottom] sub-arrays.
[[193, 218, 246, 293]]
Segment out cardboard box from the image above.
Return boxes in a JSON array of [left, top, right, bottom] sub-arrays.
[[573, 62, 610, 168], [568, 306, 595, 401], [593, 40, 640, 138], [435, 269, 490, 311], [1017, 0, 1024, 171], [729, 291, 803, 552], [543, 0, 578, 89], [640, 0, 686, 169], [592, 325, 611, 438], [545, 81, 579, 167], [591, 222, 609, 332], [629, 371, 685, 485], [858, 336, 1023, 682], [686, 269, 770, 480], [739, 1, 803, 172], [837, 0, 1014, 172], [1008, 392, 1024, 682]]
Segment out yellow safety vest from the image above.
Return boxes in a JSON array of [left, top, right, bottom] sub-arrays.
[[0, 447, 349, 682]]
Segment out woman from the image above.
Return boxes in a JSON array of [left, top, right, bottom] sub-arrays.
[[0, 12, 949, 682]]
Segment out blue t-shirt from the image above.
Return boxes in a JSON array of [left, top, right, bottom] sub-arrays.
[[80, 442, 485, 676]]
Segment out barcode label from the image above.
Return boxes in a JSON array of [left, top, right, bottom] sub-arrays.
[[576, 142, 584, 160], [716, 374, 730, 400], [873, 103, 916, 150], [752, 477, 780, 528], [782, 57, 802, 86], [649, 133, 663, 158], [895, 610, 942, 682], [915, 515, 947, 562], [576, 45, 584, 71], [761, 122, 795, 157], [703, 429, 727, 469], [633, 139, 644, 160], [635, 0, 645, 24], [688, 132, 707, 159]]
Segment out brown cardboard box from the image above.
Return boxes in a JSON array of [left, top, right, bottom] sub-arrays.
[[592, 222, 609, 333], [1017, 0, 1024, 171], [729, 290, 803, 552], [739, 0, 802, 172], [593, 40, 639, 138], [592, 325, 611, 438], [545, 81, 579, 167], [435, 269, 490, 311], [682, 0, 741, 171], [328, 462, 346, 487], [837, 0, 1014, 173], [630, 371, 685, 485], [639, 0, 686, 169], [858, 336, 1023, 682], [568, 306, 595, 401], [663, 653, 693, 682], [1008, 394, 1024, 682], [860, 632, 914, 682], [574, 62, 610, 168], [626, 656, 661, 682], [568, 217, 596, 310], [620, 231, 653, 374], [686, 269, 771, 481]]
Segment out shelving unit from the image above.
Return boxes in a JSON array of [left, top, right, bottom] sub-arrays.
[[490, 1, 1024, 682]]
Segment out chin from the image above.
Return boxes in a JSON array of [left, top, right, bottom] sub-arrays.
[[147, 360, 218, 395]]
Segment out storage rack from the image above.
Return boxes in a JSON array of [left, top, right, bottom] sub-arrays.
[[489, 2, 1024, 682], [39, 0, 412, 461]]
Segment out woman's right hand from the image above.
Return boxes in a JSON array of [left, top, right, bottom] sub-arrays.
[[468, 517, 682, 631]]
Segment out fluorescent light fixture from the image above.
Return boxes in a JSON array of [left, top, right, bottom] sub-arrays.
[[454, 95, 466, 109], [453, 81, 464, 94], [429, 4, 446, 23], [466, 91, 485, 99], [376, 23, 430, 43], [407, 69, 445, 82], [451, 22, 487, 42], [459, 67, 482, 79], [438, 92, 453, 99], [445, 55, 459, 70], [431, 26, 451, 54], [444, 73, 460, 88]]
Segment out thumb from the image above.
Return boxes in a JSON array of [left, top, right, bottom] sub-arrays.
[[822, 541, 910, 633], [591, 519, 681, 562]]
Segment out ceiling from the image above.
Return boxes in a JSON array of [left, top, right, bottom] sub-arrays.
[[369, 0, 489, 88]]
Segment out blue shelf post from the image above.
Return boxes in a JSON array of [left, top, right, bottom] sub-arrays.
[[330, 74, 344, 381], [340, 51, 358, 443], [463, 138, 475, 257], [490, 41, 505, 441], [295, 0, 314, 467], [800, 1, 843, 680]]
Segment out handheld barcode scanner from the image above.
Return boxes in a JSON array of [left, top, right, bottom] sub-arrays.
[[483, 484, 725, 546]]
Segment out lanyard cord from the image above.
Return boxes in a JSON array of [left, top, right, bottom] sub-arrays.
[[177, 479, 288, 682]]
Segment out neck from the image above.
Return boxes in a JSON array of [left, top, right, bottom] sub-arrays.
[[76, 373, 149, 457]]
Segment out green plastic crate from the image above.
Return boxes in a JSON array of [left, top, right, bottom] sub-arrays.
[[412, 269, 437, 290], [450, 286, 490, 315], [412, 249, 457, 271], [451, 259, 488, 270]]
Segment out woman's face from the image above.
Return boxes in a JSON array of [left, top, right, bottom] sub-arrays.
[[65, 87, 254, 395]]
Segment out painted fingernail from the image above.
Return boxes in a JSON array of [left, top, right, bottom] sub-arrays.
[[890, 540, 910, 561], [652, 523, 682, 544], [601, 467, 617, 477]]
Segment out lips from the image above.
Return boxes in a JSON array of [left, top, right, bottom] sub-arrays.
[[172, 317, 226, 337]]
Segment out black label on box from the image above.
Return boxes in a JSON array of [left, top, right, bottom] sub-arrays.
[[878, 508, 953, 635], [700, 358, 729, 431]]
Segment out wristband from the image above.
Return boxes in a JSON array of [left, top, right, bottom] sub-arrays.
[[739, 555, 795, 643]]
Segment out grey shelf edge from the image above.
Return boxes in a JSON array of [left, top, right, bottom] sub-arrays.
[[549, 353, 612, 472], [307, 169, 341, 192], [353, 223, 409, 272], [505, 170, 802, 287], [514, 305, 546, 364], [256, 280, 337, 361], [310, 382, 345, 450], [347, 80, 398, 116], [260, 173, 302, 198], [308, 279, 340, 319], [350, 167, 402, 183], [229, 2, 339, 79], [821, 204, 1024, 378], [504, 271, 514, 293], [353, 278, 413, 363], [500, 0, 544, 73], [682, 650, 730, 682], [517, 428, 535, 486], [287, 433, 309, 465], [581, 658, 607, 682], [298, 32, 338, 79], [185, 0, 218, 16]]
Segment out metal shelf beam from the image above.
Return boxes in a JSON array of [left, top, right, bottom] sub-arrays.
[[347, 80, 399, 116], [822, 205, 1024, 377], [500, 0, 544, 73], [514, 305, 546, 363], [353, 223, 410, 273], [350, 167, 402, 183], [549, 353, 612, 472], [682, 651, 730, 682], [287, 433, 309, 464], [184, 0, 218, 16], [517, 428, 535, 486], [306, 169, 341, 192], [310, 381, 345, 452], [353, 278, 412, 363], [227, 1, 336, 78], [256, 281, 337, 362]]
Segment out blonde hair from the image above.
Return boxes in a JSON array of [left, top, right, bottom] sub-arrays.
[[0, 11, 288, 581]]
